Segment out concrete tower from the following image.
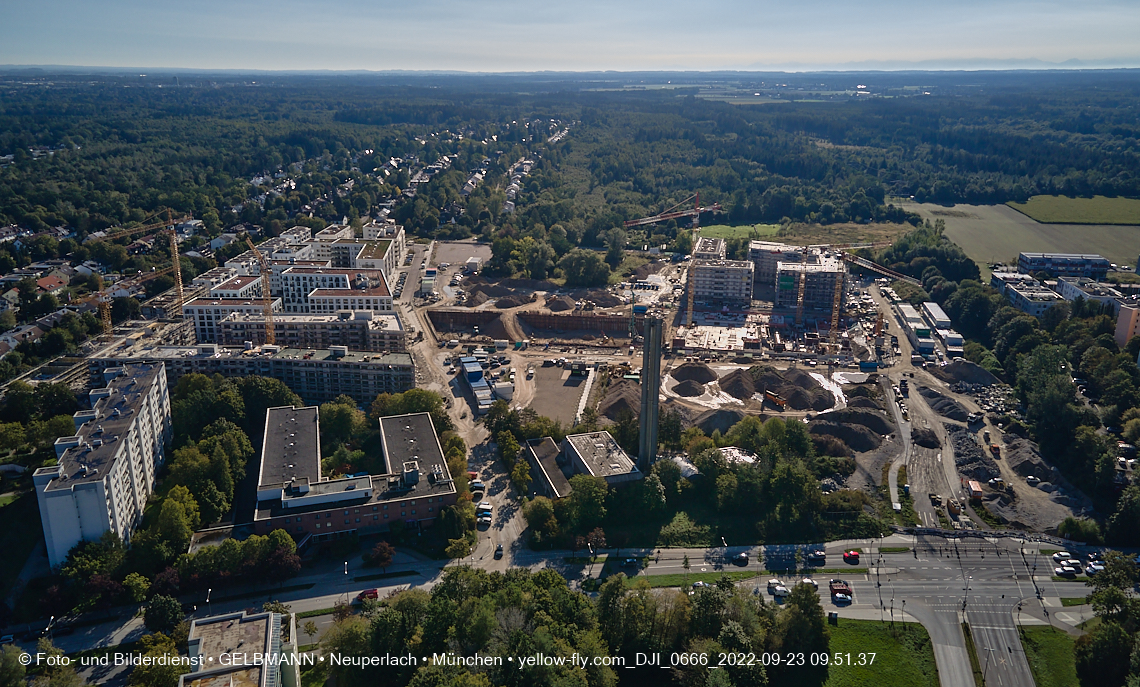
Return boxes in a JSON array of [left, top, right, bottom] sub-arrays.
[[638, 315, 663, 469]]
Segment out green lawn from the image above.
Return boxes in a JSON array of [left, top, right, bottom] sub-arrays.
[[697, 224, 781, 240], [608, 254, 652, 284], [1020, 626, 1077, 687], [1060, 597, 1088, 607], [0, 494, 44, 593], [880, 547, 911, 553], [823, 619, 939, 687], [1008, 195, 1140, 225], [0, 493, 17, 508], [639, 570, 760, 588]]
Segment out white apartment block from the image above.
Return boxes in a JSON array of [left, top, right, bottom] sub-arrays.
[[693, 236, 727, 260], [774, 254, 846, 314], [209, 275, 263, 300], [690, 259, 755, 304], [34, 364, 172, 567], [183, 297, 284, 343], [218, 310, 406, 352], [278, 267, 393, 314]]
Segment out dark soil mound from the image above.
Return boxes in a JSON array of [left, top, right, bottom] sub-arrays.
[[500, 278, 560, 292], [822, 408, 893, 435], [917, 386, 969, 421], [846, 386, 879, 400], [599, 379, 641, 420], [674, 379, 706, 397], [632, 262, 664, 280], [467, 291, 490, 307], [749, 365, 834, 411], [495, 295, 526, 309], [470, 283, 515, 298], [912, 427, 941, 449], [718, 368, 757, 400], [673, 362, 718, 384], [692, 408, 748, 435], [847, 397, 883, 410], [546, 295, 575, 312], [946, 424, 999, 480], [930, 360, 999, 386], [569, 289, 622, 308], [809, 421, 882, 452], [733, 356, 757, 364]]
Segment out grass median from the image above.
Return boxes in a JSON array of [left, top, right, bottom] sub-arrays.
[[1020, 626, 1077, 687], [824, 618, 939, 687]]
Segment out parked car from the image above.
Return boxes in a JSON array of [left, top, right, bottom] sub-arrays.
[[1052, 551, 1071, 563], [802, 577, 818, 589], [833, 592, 852, 604], [1055, 566, 1078, 577], [691, 581, 709, 589]]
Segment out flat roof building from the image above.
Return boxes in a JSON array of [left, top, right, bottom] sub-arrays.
[[181, 610, 299, 687], [1006, 282, 1065, 317], [749, 241, 805, 289], [279, 267, 392, 314], [560, 431, 642, 487], [1018, 252, 1110, 280], [690, 259, 755, 304], [218, 310, 406, 353], [183, 297, 283, 344], [1056, 276, 1123, 314], [775, 253, 846, 323], [256, 406, 320, 503], [35, 364, 171, 566], [251, 412, 458, 540], [693, 236, 727, 260], [524, 437, 572, 500]]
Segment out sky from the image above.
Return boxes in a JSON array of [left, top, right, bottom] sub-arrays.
[[2, 0, 1139, 72]]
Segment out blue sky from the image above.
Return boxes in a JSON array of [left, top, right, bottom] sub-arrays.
[[3, 0, 1139, 71]]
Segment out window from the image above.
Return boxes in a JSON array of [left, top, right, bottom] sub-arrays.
[[373, 515, 378, 520], [428, 507, 433, 513], [383, 504, 388, 509], [401, 512, 405, 517], [355, 518, 360, 523], [315, 523, 321, 529], [411, 510, 416, 515], [297, 527, 304, 532], [383, 513, 388, 519], [345, 519, 350, 524], [285, 518, 291, 523]]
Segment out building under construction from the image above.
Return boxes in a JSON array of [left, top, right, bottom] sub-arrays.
[[775, 253, 846, 323]]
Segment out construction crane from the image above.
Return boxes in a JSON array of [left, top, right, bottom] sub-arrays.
[[244, 236, 276, 346], [83, 263, 177, 336], [104, 212, 192, 244], [836, 251, 921, 286], [166, 229, 184, 314], [623, 193, 722, 228]]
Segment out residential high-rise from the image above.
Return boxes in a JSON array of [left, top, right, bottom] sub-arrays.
[[638, 315, 663, 469], [34, 364, 171, 566]]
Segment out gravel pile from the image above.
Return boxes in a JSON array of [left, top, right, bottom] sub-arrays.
[[847, 397, 883, 410], [750, 365, 834, 411], [930, 360, 999, 386], [467, 291, 490, 307], [546, 295, 575, 312], [598, 379, 641, 420], [945, 424, 999, 480], [674, 379, 706, 397], [917, 385, 969, 421], [821, 408, 894, 435], [809, 421, 882, 452], [495, 295, 527, 309], [912, 427, 941, 448], [1001, 434, 1053, 481], [693, 408, 749, 435], [672, 362, 718, 384], [718, 368, 757, 400]]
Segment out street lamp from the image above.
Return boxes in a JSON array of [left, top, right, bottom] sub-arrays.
[[206, 588, 212, 616], [983, 646, 997, 683]]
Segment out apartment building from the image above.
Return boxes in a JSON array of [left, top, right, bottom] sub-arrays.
[[749, 241, 806, 288], [560, 431, 642, 487], [86, 340, 414, 405], [774, 254, 846, 317], [693, 236, 726, 260], [182, 297, 283, 343], [181, 610, 299, 687], [209, 275, 263, 300], [690, 259, 755, 304], [218, 310, 406, 352], [278, 267, 393, 314], [34, 364, 172, 566], [1006, 282, 1065, 317], [1017, 252, 1111, 280]]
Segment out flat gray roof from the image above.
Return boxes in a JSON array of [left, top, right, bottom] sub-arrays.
[[563, 431, 637, 478], [258, 406, 320, 489], [378, 412, 446, 475]]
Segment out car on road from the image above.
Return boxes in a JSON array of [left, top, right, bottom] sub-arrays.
[[771, 584, 790, 597], [478, 515, 492, 527], [470, 480, 485, 493], [806, 549, 826, 564], [801, 577, 818, 589], [622, 558, 640, 569], [843, 550, 860, 564], [494, 544, 504, 559], [732, 552, 749, 566], [1055, 566, 1078, 577], [833, 592, 852, 604], [1052, 551, 1071, 563], [354, 589, 379, 604], [691, 581, 709, 590]]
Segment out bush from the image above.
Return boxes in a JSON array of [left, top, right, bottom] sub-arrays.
[[144, 594, 184, 635], [1058, 517, 1103, 544], [657, 512, 711, 547]]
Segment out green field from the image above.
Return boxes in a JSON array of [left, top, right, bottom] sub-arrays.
[[697, 224, 781, 240], [824, 619, 939, 687], [1008, 195, 1140, 225], [1060, 597, 1088, 607], [902, 202, 1140, 271], [1020, 626, 1077, 687]]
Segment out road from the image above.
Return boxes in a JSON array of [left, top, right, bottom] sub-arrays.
[[36, 531, 1092, 687]]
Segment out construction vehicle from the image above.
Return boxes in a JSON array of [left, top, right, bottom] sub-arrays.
[[990, 444, 1001, 457], [828, 579, 852, 596], [244, 236, 276, 345], [764, 390, 788, 409], [948, 499, 962, 515]]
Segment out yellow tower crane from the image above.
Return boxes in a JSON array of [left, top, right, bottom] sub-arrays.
[[244, 236, 276, 346]]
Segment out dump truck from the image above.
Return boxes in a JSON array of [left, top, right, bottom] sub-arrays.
[[829, 579, 852, 596], [948, 499, 962, 515], [990, 444, 1001, 457], [764, 390, 788, 409], [967, 480, 984, 500]]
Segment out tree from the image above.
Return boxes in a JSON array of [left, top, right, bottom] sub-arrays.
[[586, 527, 607, 552], [128, 632, 186, 687], [604, 228, 627, 267], [0, 646, 25, 687], [558, 249, 611, 288], [30, 638, 80, 687], [522, 496, 558, 538], [1108, 486, 1140, 547], [303, 620, 319, 644], [1075, 621, 1133, 687], [144, 595, 184, 635], [566, 475, 608, 532], [510, 459, 531, 492], [445, 537, 473, 559], [367, 541, 395, 571], [497, 430, 520, 465], [123, 572, 151, 603]]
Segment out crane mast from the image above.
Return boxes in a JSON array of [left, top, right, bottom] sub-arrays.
[[244, 237, 276, 346]]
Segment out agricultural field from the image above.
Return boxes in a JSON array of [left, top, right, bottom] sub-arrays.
[[901, 202, 1140, 272], [698, 224, 781, 240], [1008, 195, 1140, 225]]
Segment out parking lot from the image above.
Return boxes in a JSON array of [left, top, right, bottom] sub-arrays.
[[432, 240, 492, 268], [527, 364, 588, 424]]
